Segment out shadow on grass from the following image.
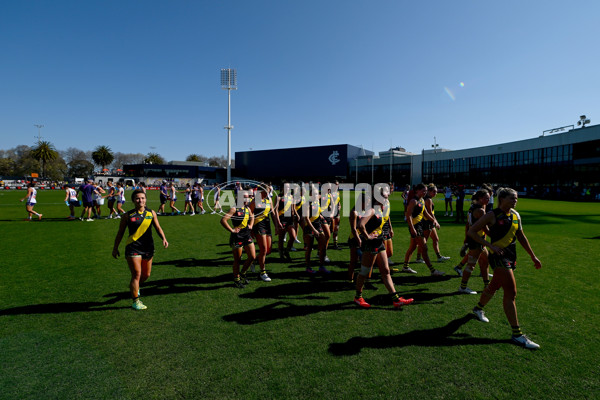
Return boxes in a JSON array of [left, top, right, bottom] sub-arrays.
[[0, 276, 235, 316], [222, 300, 356, 325], [104, 275, 233, 299], [153, 257, 230, 268], [328, 314, 509, 355], [584, 236, 600, 239], [0, 296, 127, 316]]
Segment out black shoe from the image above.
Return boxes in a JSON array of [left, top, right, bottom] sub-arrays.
[[239, 273, 250, 285], [234, 278, 246, 289]]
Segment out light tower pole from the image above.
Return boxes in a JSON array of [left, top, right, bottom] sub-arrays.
[[221, 68, 237, 183], [34, 124, 44, 142]]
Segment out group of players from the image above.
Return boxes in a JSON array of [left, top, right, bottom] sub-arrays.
[[107, 179, 542, 349]]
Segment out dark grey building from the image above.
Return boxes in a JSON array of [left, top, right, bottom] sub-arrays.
[[235, 144, 373, 183]]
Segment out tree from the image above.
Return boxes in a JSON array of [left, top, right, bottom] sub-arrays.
[[30, 141, 58, 178], [186, 154, 207, 162], [112, 152, 145, 171], [207, 155, 227, 167], [92, 145, 114, 173], [144, 152, 165, 165], [68, 159, 94, 178], [60, 147, 89, 165]]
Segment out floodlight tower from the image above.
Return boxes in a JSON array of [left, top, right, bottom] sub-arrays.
[[34, 124, 44, 142], [221, 68, 237, 183]]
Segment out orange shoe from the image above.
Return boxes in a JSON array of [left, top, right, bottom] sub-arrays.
[[353, 297, 371, 308], [393, 297, 414, 308]]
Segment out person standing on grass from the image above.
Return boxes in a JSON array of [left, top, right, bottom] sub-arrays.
[[353, 186, 414, 309], [168, 182, 181, 215], [249, 185, 275, 282], [106, 181, 117, 219], [420, 184, 451, 263], [274, 182, 297, 262], [115, 181, 127, 217], [112, 189, 169, 311], [78, 178, 97, 221], [402, 183, 445, 276], [64, 184, 79, 219], [444, 186, 454, 217], [20, 182, 42, 220], [221, 191, 256, 288], [299, 184, 329, 275], [469, 187, 542, 349], [158, 180, 169, 215], [456, 189, 491, 294]]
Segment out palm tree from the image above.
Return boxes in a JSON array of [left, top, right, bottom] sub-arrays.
[[30, 140, 58, 178], [92, 145, 115, 174], [144, 152, 165, 165]]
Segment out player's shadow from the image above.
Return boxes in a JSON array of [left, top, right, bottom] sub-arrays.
[[222, 300, 356, 325], [238, 277, 349, 300], [0, 295, 128, 316], [584, 236, 600, 239], [104, 275, 233, 299], [153, 257, 230, 268], [328, 314, 509, 355]]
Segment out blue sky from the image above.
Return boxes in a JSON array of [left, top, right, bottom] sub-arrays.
[[1, 1, 598, 161]]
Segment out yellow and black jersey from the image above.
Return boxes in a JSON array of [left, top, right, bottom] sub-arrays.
[[365, 206, 386, 239], [277, 194, 294, 217], [489, 207, 522, 258], [231, 206, 251, 229], [468, 203, 485, 237], [294, 195, 305, 214], [125, 208, 155, 252], [423, 195, 435, 221], [253, 198, 271, 224], [411, 198, 425, 224]]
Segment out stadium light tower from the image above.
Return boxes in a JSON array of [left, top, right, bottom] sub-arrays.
[[34, 124, 44, 142], [221, 68, 237, 182]]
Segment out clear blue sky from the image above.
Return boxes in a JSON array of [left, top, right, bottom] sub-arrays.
[[1, 1, 598, 161]]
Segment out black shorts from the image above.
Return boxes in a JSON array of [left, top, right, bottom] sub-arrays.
[[82, 200, 93, 208], [348, 236, 360, 249], [230, 230, 253, 248], [279, 216, 294, 230], [302, 219, 323, 238], [322, 216, 332, 226], [488, 252, 516, 270], [253, 219, 272, 236], [125, 244, 154, 260], [160, 195, 167, 205], [422, 219, 434, 231], [409, 221, 425, 238], [467, 235, 485, 251], [360, 237, 385, 254]]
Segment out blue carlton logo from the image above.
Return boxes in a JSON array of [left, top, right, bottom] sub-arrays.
[[328, 151, 340, 165]]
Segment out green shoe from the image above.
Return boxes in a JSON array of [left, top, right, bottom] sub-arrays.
[[132, 298, 147, 310]]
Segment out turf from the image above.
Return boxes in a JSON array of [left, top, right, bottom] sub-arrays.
[[0, 189, 598, 399]]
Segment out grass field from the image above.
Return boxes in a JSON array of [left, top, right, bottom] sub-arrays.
[[0, 189, 599, 399]]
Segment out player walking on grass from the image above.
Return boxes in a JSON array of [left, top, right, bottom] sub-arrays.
[[274, 182, 298, 262], [421, 184, 451, 262], [353, 186, 414, 309], [402, 183, 445, 276], [249, 185, 275, 282], [20, 182, 42, 220], [457, 189, 491, 294], [221, 191, 256, 288], [469, 187, 542, 349], [299, 185, 329, 275], [112, 189, 169, 310]]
